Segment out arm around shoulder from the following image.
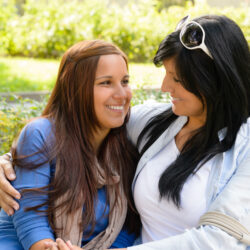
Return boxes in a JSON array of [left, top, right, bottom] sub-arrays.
[[127, 103, 170, 147]]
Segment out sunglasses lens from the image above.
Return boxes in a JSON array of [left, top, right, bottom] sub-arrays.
[[180, 23, 203, 48]]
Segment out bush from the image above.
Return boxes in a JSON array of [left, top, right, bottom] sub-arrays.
[[0, 0, 18, 55], [0, 95, 48, 154], [1, 0, 249, 62], [0, 89, 169, 154]]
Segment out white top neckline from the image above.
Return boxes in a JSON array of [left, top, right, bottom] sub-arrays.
[[134, 138, 212, 243]]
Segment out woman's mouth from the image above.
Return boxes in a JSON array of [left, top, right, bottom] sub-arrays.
[[106, 105, 124, 111], [171, 97, 182, 103]]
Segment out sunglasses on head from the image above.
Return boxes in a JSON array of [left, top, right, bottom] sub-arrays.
[[175, 15, 213, 59]]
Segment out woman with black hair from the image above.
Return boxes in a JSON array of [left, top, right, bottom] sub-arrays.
[[123, 14, 250, 249], [1, 15, 250, 249]]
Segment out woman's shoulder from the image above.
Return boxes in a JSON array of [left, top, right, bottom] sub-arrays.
[[21, 117, 53, 138], [220, 117, 250, 144], [25, 117, 52, 130], [230, 117, 250, 165], [130, 102, 171, 127], [131, 102, 171, 117], [17, 117, 54, 154], [127, 102, 171, 145], [237, 117, 250, 139]]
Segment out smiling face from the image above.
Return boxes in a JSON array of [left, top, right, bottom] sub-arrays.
[[94, 54, 132, 135], [161, 57, 206, 126]]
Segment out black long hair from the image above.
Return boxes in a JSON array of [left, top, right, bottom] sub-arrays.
[[137, 15, 250, 207]]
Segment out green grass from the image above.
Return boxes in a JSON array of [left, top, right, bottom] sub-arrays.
[[0, 57, 164, 92], [0, 57, 58, 92]]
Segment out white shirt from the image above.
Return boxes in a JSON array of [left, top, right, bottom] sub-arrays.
[[134, 138, 212, 243]]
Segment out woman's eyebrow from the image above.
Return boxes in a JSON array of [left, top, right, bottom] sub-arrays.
[[95, 75, 112, 80], [95, 74, 130, 80]]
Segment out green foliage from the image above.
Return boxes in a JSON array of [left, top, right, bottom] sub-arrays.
[[1, 0, 249, 62], [0, 95, 48, 154], [0, 89, 169, 154], [155, 0, 194, 10], [132, 87, 169, 106], [0, 0, 18, 55]]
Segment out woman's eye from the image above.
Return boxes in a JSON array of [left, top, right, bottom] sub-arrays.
[[173, 77, 181, 83], [99, 81, 110, 85], [122, 79, 129, 85]]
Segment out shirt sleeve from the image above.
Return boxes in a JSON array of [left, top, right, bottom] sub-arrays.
[[11, 119, 55, 249], [127, 103, 171, 149], [110, 228, 136, 248]]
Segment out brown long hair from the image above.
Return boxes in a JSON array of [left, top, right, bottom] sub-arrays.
[[13, 40, 139, 235]]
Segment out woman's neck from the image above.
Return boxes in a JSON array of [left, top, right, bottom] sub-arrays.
[[186, 115, 206, 131], [175, 116, 205, 151], [92, 128, 110, 152]]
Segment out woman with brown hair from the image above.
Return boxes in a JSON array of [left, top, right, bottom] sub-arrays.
[[0, 40, 139, 249]]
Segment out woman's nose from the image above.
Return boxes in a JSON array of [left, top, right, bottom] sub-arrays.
[[161, 75, 172, 93], [114, 84, 127, 99]]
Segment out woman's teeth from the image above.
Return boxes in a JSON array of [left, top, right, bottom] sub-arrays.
[[107, 105, 124, 110]]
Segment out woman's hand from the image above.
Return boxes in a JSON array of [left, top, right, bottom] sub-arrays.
[[30, 239, 58, 250], [44, 240, 59, 250], [0, 153, 20, 215], [45, 239, 82, 250]]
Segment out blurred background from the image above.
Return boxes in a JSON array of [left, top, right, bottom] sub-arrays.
[[0, 0, 249, 91], [0, 0, 249, 153]]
